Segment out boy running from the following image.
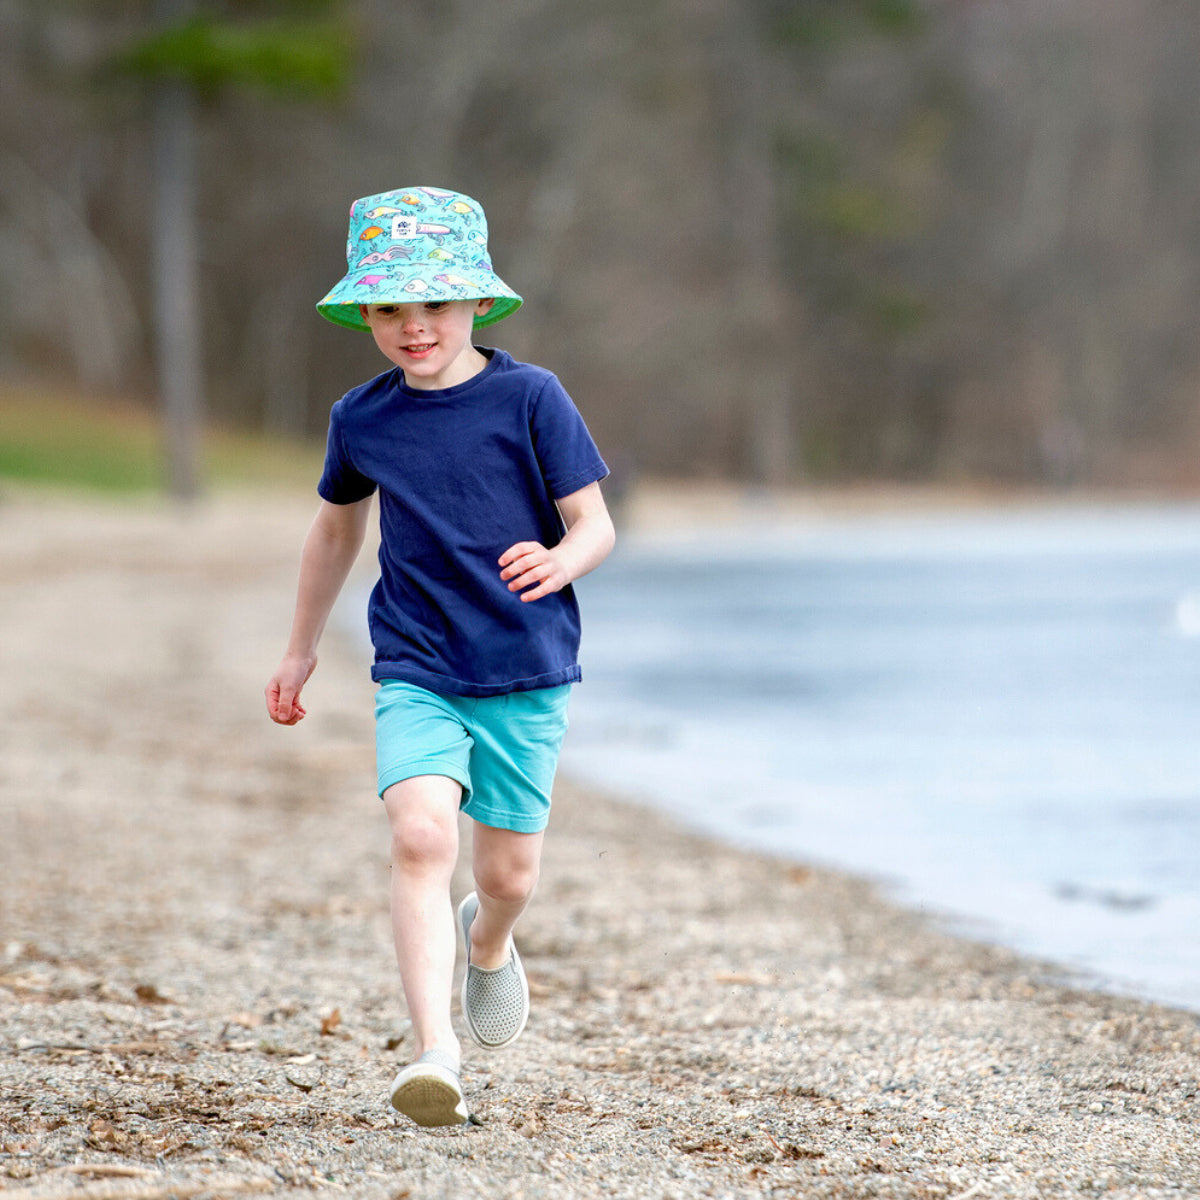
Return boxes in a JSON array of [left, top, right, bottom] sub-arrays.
[[266, 187, 614, 1127]]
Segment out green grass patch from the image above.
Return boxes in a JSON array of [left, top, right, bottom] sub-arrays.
[[0, 387, 324, 495], [865, 286, 931, 338], [771, 0, 923, 48], [813, 182, 911, 240]]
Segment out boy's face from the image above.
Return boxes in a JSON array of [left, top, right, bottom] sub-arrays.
[[359, 298, 495, 391]]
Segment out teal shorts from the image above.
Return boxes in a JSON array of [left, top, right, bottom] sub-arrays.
[[374, 681, 572, 834]]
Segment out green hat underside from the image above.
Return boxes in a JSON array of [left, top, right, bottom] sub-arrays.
[[317, 267, 522, 332]]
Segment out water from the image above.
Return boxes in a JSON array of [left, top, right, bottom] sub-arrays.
[[561, 501, 1200, 1012]]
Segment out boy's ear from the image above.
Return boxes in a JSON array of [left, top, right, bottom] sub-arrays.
[[359, 304, 371, 323], [476, 297, 496, 316]]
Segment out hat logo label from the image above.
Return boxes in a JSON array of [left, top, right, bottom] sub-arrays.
[[387, 215, 454, 242]]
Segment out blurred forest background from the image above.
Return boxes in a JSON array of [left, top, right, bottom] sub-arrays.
[[3, 0, 1200, 495]]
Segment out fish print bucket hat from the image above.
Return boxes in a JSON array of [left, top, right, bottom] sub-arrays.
[[316, 186, 523, 332]]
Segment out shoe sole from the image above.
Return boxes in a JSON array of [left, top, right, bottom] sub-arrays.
[[389, 1064, 468, 1127]]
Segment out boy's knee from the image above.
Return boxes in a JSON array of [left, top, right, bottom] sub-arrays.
[[389, 807, 457, 871], [475, 860, 539, 907]]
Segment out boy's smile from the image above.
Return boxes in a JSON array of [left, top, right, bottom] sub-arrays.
[[360, 298, 495, 391]]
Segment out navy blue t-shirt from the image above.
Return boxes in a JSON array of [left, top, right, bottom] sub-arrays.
[[318, 349, 609, 696]]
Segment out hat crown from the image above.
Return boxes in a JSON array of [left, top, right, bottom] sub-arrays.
[[345, 188, 491, 272]]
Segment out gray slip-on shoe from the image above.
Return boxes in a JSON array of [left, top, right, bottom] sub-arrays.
[[457, 891, 530, 1050], [389, 1048, 468, 1127]]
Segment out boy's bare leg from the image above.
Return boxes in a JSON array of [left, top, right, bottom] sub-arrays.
[[467, 824, 545, 969], [383, 776, 462, 1062]]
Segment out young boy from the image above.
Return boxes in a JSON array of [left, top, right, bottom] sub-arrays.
[[265, 187, 614, 1128]]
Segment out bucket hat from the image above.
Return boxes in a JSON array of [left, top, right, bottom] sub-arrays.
[[316, 187, 522, 332]]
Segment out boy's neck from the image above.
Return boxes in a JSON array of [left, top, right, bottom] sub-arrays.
[[402, 345, 491, 392]]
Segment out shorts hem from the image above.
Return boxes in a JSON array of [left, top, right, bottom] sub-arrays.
[[461, 799, 550, 835], [378, 758, 471, 802]]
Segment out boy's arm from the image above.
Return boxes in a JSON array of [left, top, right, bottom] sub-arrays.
[[266, 497, 373, 725], [499, 480, 616, 603]]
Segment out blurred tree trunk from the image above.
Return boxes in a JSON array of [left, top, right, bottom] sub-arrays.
[[151, 0, 203, 502], [716, 3, 796, 487]]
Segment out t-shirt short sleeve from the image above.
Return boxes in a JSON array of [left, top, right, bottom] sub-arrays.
[[318, 399, 377, 504], [529, 374, 609, 499]]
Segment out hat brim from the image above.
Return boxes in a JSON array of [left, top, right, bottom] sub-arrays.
[[316, 263, 522, 332]]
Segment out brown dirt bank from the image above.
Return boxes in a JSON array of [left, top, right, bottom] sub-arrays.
[[1, 487, 1199, 1200]]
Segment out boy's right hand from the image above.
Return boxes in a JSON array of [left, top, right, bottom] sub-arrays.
[[265, 655, 317, 725]]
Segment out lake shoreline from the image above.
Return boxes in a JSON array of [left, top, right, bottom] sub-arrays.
[[566, 485, 1200, 1016]]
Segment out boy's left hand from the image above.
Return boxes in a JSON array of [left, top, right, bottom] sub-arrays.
[[499, 483, 616, 602], [499, 542, 569, 602]]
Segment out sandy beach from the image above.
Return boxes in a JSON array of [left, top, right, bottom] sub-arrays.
[[2, 485, 1199, 1200]]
